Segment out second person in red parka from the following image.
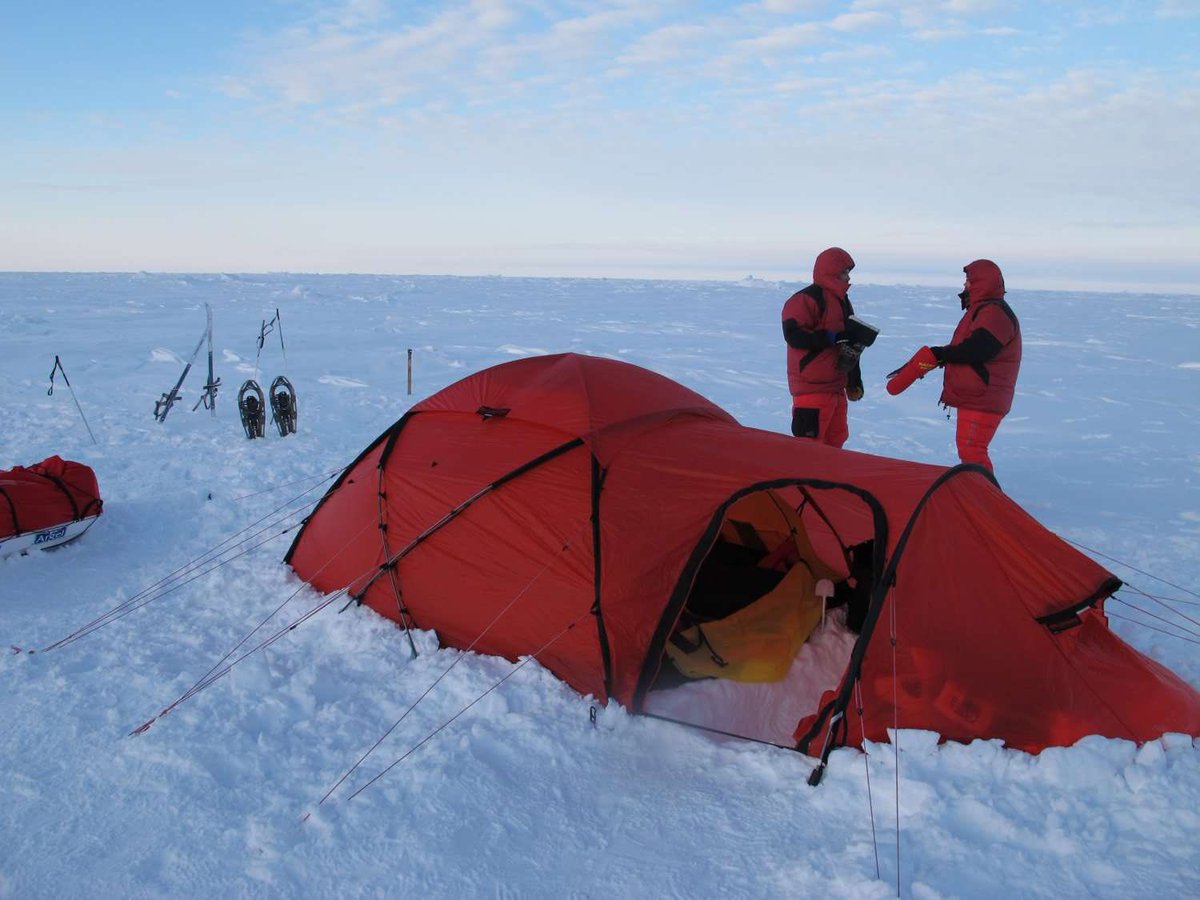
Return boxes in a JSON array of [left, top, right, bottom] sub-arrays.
[[889, 259, 1022, 472], [781, 247, 864, 448]]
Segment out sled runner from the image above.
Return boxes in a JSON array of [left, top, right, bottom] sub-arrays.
[[0, 456, 103, 559]]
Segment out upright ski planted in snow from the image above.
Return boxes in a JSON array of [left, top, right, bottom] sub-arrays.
[[154, 304, 214, 423], [192, 303, 221, 415]]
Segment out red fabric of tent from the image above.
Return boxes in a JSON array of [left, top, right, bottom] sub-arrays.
[[286, 354, 1200, 766]]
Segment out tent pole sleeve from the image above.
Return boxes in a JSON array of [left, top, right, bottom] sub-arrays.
[[354, 436, 585, 599]]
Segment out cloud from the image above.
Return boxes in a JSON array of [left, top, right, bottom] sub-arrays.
[[733, 22, 824, 53], [195, 1, 1199, 263], [752, 0, 824, 12], [1157, 0, 1200, 17], [848, 0, 1013, 29], [617, 24, 713, 65], [829, 11, 889, 31]]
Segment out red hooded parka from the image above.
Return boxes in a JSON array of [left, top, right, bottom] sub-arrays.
[[940, 259, 1022, 416], [782, 247, 857, 396]]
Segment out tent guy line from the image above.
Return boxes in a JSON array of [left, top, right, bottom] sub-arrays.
[[128, 512, 383, 736], [39, 476, 334, 652], [317, 515, 595, 808], [342, 606, 597, 807]]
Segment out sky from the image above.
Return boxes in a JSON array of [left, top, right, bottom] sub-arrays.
[[3, 0, 1199, 291]]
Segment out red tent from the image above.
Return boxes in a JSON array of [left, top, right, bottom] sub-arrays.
[[0, 456, 103, 558], [286, 354, 1200, 773]]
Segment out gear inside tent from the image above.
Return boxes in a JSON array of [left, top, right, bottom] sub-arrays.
[[285, 353, 1200, 774]]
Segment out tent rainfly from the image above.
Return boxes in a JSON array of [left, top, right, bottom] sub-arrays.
[[286, 353, 1200, 778]]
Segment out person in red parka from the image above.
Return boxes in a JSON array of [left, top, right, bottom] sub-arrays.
[[888, 259, 1021, 472], [781, 247, 865, 448]]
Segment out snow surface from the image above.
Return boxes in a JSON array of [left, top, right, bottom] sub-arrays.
[[1, 272, 1198, 898]]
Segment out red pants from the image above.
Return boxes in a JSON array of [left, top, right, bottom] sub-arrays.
[[956, 409, 1003, 472], [791, 393, 848, 449]]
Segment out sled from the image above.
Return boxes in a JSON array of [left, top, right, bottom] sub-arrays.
[[0, 456, 103, 559]]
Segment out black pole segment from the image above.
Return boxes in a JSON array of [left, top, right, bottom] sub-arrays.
[[632, 477, 888, 712], [282, 412, 415, 564], [589, 455, 614, 702], [351, 435, 585, 599], [795, 463, 998, 767]]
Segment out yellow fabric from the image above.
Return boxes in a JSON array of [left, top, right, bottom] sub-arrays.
[[666, 563, 823, 683], [720, 491, 841, 582]]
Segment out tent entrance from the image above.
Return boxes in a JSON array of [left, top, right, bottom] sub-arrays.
[[644, 489, 869, 746]]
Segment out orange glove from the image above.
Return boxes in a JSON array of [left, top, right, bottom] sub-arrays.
[[886, 346, 940, 395]]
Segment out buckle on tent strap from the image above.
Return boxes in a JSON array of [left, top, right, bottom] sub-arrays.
[[1045, 614, 1083, 634], [476, 406, 510, 419]]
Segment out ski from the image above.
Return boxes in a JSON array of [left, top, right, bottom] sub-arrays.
[[192, 303, 220, 415], [154, 304, 212, 423]]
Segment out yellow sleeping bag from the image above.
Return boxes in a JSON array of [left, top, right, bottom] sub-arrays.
[[666, 563, 823, 683]]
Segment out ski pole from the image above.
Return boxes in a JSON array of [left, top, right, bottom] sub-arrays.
[[274, 307, 289, 374], [48, 355, 98, 445]]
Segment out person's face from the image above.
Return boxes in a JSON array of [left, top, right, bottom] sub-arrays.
[[839, 268, 852, 287]]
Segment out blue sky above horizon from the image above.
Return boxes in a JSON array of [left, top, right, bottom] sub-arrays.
[[3, 0, 1199, 291]]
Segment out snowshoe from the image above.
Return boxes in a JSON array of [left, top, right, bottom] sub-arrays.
[[270, 375, 297, 437], [238, 380, 266, 439]]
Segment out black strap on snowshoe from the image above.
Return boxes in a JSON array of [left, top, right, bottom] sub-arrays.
[[269, 375, 297, 437], [238, 380, 266, 440]]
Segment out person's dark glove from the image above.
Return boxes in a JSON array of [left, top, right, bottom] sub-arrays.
[[836, 342, 864, 371], [846, 362, 864, 401], [824, 330, 845, 346]]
